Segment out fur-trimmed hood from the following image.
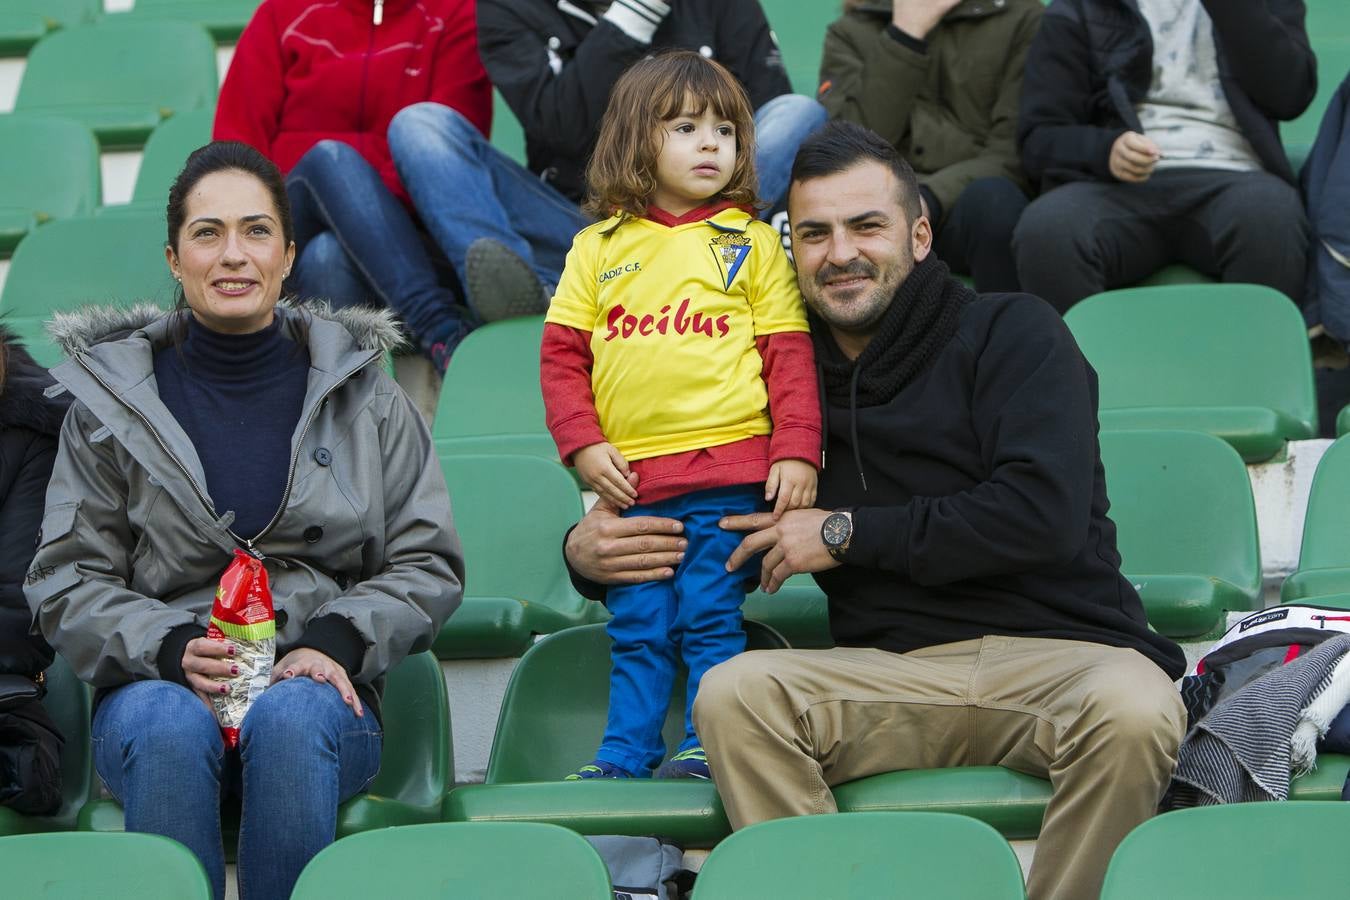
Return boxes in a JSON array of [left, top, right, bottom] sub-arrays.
[[45, 298, 408, 360], [0, 326, 70, 437]]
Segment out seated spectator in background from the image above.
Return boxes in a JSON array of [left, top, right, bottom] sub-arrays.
[[563, 122, 1187, 900], [1014, 0, 1313, 313], [386, 0, 827, 322], [215, 0, 492, 373], [0, 329, 69, 817], [819, 0, 1042, 291], [1303, 68, 1350, 347]]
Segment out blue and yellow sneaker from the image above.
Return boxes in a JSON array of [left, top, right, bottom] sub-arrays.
[[564, 759, 635, 780], [655, 746, 710, 780]]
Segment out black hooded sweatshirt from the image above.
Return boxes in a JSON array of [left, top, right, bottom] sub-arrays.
[[816, 259, 1183, 679]]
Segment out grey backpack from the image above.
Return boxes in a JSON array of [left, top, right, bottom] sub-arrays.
[[584, 836, 694, 900]]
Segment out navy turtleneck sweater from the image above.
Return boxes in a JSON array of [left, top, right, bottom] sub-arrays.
[[154, 315, 311, 539]]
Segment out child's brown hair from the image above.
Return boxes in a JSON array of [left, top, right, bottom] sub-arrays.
[[584, 50, 759, 219]]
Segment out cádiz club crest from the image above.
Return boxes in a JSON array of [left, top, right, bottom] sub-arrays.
[[710, 232, 751, 290]]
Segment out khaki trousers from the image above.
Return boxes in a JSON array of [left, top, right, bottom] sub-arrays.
[[693, 636, 1185, 900]]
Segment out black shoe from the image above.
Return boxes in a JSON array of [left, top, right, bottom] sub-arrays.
[[465, 237, 551, 322]]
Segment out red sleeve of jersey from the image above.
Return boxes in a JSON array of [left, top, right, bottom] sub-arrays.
[[757, 332, 822, 468], [541, 323, 606, 465]]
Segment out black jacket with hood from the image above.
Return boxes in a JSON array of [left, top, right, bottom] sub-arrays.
[[1018, 0, 1315, 191], [477, 0, 792, 203], [0, 330, 68, 678]]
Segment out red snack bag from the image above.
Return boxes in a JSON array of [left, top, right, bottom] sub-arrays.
[[206, 549, 276, 748]]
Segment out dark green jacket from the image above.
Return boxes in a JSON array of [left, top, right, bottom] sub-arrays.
[[819, 0, 1042, 221]]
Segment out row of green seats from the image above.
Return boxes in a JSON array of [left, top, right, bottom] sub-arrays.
[[0, 108, 212, 259], [0, 0, 260, 55], [11, 802, 1350, 900]]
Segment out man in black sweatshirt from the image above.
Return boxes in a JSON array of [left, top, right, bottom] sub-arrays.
[[565, 121, 1186, 900]]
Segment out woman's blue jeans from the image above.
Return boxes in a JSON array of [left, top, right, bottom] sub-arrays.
[[92, 677, 382, 900]]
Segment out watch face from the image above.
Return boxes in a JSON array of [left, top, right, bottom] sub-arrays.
[[822, 512, 850, 547]]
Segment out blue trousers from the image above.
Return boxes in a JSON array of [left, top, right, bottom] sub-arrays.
[[597, 484, 763, 775], [286, 140, 475, 352], [92, 677, 382, 900]]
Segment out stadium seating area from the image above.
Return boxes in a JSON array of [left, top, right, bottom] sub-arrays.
[[4, 1, 1350, 897]]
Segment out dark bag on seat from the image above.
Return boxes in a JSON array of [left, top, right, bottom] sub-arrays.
[[0, 673, 63, 816]]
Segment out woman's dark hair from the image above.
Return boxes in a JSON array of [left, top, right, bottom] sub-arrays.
[[789, 120, 923, 223], [165, 140, 294, 252]]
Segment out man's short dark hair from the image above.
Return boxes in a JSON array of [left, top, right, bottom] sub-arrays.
[[789, 120, 923, 222]]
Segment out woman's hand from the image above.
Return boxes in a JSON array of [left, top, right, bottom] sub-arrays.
[[182, 637, 237, 715], [271, 647, 364, 718]]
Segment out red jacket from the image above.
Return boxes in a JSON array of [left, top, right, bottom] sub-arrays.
[[214, 0, 492, 205]]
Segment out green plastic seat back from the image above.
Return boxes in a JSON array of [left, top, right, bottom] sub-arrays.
[[131, 108, 217, 206], [491, 89, 527, 164], [1293, 435, 1350, 572], [123, 0, 266, 43], [15, 20, 218, 148], [1100, 802, 1350, 898], [1, 212, 175, 318], [292, 822, 612, 899], [358, 651, 452, 817], [0, 0, 99, 57], [757, 0, 834, 94], [434, 316, 550, 450], [0, 115, 101, 255], [1102, 430, 1261, 591], [695, 812, 1026, 899], [1100, 430, 1261, 635], [1066, 284, 1317, 433], [0, 831, 212, 898], [439, 453, 588, 628], [486, 621, 786, 783], [0, 653, 92, 835]]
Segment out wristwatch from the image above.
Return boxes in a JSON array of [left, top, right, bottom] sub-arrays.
[[820, 510, 853, 561]]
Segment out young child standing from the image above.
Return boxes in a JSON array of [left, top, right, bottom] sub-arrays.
[[541, 51, 821, 781]]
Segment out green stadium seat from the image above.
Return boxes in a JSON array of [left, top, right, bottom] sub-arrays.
[[444, 621, 786, 846], [0, 831, 212, 898], [1102, 430, 1262, 637], [1338, 404, 1350, 438], [758, 0, 833, 95], [0, 0, 98, 57], [1284, 40, 1350, 172], [1066, 284, 1317, 461], [743, 573, 832, 649], [99, 108, 215, 217], [122, 0, 266, 43], [80, 651, 451, 839], [434, 454, 603, 659], [491, 89, 527, 165], [433, 315, 558, 460], [15, 20, 218, 149], [1283, 435, 1350, 601], [1135, 264, 1214, 288], [0, 212, 174, 367], [0, 115, 100, 256], [0, 655, 92, 835], [693, 812, 1026, 900], [1100, 802, 1350, 899], [833, 768, 1051, 839], [292, 822, 612, 900]]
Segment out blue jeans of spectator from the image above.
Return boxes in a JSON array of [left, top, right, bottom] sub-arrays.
[[286, 140, 474, 351], [752, 94, 828, 209], [93, 677, 382, 900], [387, 96, 826, 289], [598, 484, 764, 775]]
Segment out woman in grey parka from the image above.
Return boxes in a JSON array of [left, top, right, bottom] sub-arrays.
[[24, 142, 463, 900]]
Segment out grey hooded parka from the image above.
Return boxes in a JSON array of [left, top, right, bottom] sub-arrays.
[[24, 303, 463, 718]]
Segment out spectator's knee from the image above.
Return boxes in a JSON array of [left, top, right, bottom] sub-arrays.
[[1077, 674, 1185, 763], [693, 652, 786, 738], [304, 139, 363, 171], [240, 677, 340, 754], [1012, 190, 1083, 259], [119, 682, 219, 747], [960, 177, 1030, 231], [298, 231, 345, 271], [389, 101, 478, 152]]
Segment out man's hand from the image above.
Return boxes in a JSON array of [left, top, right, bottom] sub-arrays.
[[1109, 131, 1162, 183], [892, 0, 963, 40], [722, 509, 840, 594], [565, 488, 687, 585], [765, 459, 818, 518], [271, 647, 364, 718], [575, 442, 638, 509]]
